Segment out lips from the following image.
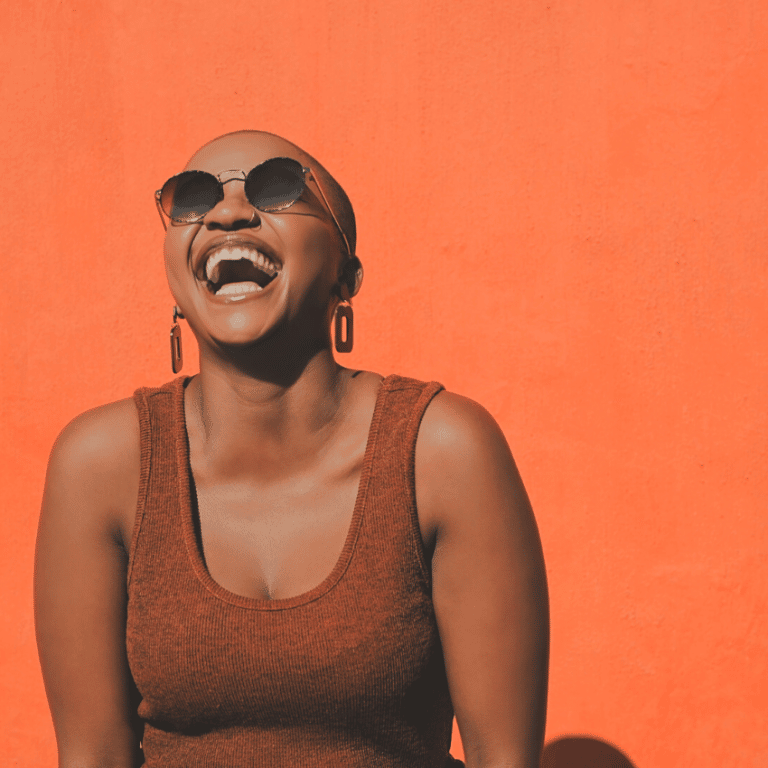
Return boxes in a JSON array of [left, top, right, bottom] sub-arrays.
[[194, 236, 282, 296]]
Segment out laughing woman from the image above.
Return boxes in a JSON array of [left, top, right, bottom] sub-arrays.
[[34, 130, 549, 768]]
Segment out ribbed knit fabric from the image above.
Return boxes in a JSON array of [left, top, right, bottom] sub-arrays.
[[126, 374, 465, 768]]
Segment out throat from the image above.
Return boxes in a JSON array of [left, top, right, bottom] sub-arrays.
[[186, 371, 355, 477]]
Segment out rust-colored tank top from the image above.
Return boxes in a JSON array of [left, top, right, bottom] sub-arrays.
[[126, 374, 465, 768]]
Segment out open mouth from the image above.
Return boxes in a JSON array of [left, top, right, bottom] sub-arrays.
[[200, 244, 281, 297]]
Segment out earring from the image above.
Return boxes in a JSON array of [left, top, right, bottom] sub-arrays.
[[334, 302, 354, 353], [170, 306, 183, 373]]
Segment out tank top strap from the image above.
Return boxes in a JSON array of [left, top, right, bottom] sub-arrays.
[[127, 375, 187, 587], [362, 374, 445, 585]]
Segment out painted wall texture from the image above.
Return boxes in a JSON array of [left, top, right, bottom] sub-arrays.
[[1, 1, 766, 766]]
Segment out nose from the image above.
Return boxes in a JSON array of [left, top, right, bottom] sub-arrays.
[[204, 179, 261, 230]]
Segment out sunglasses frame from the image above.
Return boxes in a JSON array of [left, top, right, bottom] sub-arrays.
[[155, 157, 351, 257]]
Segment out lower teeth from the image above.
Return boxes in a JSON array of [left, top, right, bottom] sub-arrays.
[[215, 281, 263, 296]]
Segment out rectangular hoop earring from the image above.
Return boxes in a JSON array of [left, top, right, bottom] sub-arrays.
[[170, 306, 183, 373], [334, 302, 354, 353]]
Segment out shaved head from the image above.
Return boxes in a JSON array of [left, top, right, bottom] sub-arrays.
[[188, 130, 357, 258]]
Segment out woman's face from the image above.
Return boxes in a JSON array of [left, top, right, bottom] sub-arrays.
[[163, 133, 346, 352]]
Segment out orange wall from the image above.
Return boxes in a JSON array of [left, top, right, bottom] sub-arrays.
[[1, 2, 766, 766]]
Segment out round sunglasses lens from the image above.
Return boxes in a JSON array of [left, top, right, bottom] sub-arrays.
[[245, 158, 305, 212], [161, 171, 221, 222]]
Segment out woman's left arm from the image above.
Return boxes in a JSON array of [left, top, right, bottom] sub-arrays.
[[416, 392, 549, 768]]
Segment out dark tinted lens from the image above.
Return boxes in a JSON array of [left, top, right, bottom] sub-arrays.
[[161, 171, 221, 222], [245, 158, 306, 212]]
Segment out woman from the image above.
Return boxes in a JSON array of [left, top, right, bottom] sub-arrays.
[[34, 130, 549, 768]]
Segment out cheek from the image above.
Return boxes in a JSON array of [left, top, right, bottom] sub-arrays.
[[300, 224, 345, 283], [163, 228, 196, 282], [272, 211, 341, 268]]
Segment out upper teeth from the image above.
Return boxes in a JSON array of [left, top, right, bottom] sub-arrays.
[[205, 246, 279, 283]]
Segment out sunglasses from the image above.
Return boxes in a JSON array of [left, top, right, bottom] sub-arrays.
[[155, 156, 351, 256]]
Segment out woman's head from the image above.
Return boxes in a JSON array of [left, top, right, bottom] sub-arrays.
[[160, 130, 362, 354]]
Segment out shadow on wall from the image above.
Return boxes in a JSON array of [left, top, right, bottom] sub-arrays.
[[541, 736, 637, 768]]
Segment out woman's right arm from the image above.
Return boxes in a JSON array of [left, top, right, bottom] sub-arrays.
[[34, 400, 144, 768]]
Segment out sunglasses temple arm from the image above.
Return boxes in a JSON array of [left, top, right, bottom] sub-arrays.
[[155, 192, 168, 231], [309, 173, 351, 257]]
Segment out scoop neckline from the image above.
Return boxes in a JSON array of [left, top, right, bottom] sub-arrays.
[[172, 373, 394, 611]]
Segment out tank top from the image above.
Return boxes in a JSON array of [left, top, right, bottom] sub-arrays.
[[126, 374, 466, 768]]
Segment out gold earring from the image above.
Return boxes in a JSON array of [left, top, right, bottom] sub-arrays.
[[170, 306, 183, 373]]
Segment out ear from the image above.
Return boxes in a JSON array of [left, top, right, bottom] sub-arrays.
[[337, 256, 364, 301]]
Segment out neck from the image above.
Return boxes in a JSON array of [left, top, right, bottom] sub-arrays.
[[186, 339, 351, 479]]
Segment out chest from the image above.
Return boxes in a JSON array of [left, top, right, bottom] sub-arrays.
[[121, 455, 436, 602], [192, 463, 369, 601]]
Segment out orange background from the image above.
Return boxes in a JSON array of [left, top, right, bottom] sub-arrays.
[[1, 1, 767, 766]]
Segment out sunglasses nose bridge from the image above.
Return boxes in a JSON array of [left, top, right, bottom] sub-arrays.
[[217, 168, 247, 185]]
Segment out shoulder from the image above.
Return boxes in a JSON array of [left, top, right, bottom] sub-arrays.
[[417, 389, 512, 472], [44, 398, 141, 539], [50, 397, 140, 474], [415, 389, 531, 535]]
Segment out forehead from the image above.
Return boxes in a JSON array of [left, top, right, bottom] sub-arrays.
[[184, 132, 306, 173]]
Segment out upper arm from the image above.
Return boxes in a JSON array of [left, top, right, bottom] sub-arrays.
[[34, 399, 143, 768], [416, 392, 549, 768]]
